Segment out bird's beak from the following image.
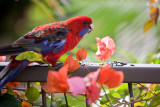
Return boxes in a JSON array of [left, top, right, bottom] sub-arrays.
[[88, 23, 94, 33]]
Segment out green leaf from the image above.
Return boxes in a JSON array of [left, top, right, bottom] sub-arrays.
[[143, 20, 154, 34], [16, 51, 43, 62], [6, 86, 14, 95], [17, 100, 22, 107], [112, 93, 121, 98], [61, 104, 71, 107], [149, 94, 160, 107], [100, 95, 109, 105], [155, 85, 160, 92], [52, 99, 62, 107], [25, 86, 40, 102], [150, 53, 160, 64], [0, 93, 19, 107]]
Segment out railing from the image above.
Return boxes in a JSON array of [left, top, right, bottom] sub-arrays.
[[1, 62, 160, 107]]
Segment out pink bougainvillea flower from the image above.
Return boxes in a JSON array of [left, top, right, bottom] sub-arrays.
[[98, 64, 124, 88], [76, 48, 87, 61], [96, 36, 115, 61], [67, 77, 86, 95], [64, 54, 80, 72], [68, 70, 101, 104], [47, 65, 69, 93], [0, 56, 6, 62]]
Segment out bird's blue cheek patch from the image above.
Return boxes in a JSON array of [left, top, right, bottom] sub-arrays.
[[79, 27, 89, 37]]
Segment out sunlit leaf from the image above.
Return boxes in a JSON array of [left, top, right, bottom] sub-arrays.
[[155, 85, 160, 91], [76, 48, 87, 61], [149, 7, 159, 24], [25, 86, 40, 102], [150, 84, 156, 90], [134, 102, 142, 107], [16, 51, 43, 62], [64, 54, 80, 72], [143, 20, 154, 34], [112, 93, 121, 98], [148, 94, 160, 107], [150, 53, 160, 64]]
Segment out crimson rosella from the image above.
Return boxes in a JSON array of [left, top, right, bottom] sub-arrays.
[[0, 16, 94, 89]]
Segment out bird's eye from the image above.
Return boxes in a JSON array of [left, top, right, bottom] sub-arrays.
[[83, 21, 88, 25]]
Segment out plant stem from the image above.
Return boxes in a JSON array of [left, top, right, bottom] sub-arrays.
[[43, 58, 55, 71], [102, 85, 113, 107], [69, 94, 85, 102], [27, 82, 30, 88], [17, 97, 42, 106], [51, 93, 54, 107], [64, 93, 68, 107]]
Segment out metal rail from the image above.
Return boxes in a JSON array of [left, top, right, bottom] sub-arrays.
[[1, 62, 160, 107]]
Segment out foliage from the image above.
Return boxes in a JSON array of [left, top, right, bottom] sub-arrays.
[[1, 0, 160, 106], [25, 86, 40, 102], [144, 0, 159, 33], [0, 93, 22, 107]]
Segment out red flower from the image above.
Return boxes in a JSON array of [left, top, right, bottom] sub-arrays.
[[64, 54, 79, 72], [76, 48, 87, 61], [98, 65, 124, 88], [5, 82, 20, 88], [22, 101, 32, 107], [96, 37, 115, 61], [40, 82, 52, 93], [68, 70, 101, 104], [0, 56, 6, 62], [47, 65, 69, 93]]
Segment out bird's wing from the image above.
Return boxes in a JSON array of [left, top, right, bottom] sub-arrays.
[[13, 23, 68, 55]]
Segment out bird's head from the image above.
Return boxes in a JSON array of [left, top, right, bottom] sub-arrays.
[[64, 16, 94, 37]]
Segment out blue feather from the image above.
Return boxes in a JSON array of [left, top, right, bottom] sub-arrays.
[[79, 27, 89, 37], [0, 60, 28, 89]]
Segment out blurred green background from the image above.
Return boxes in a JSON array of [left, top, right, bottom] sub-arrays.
[[0, 0, 159, 63]]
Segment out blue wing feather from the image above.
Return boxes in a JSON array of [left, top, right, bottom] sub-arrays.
[[0, 60, 28, 89], [13, 27, 68, 55]]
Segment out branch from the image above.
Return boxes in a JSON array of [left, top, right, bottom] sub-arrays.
[[17, 97, 42, 106]]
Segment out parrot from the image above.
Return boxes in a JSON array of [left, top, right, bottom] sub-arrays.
[[0, 16, 94, 89]]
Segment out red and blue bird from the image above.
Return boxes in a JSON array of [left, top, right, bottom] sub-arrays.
[[0, 16, 94, 89]]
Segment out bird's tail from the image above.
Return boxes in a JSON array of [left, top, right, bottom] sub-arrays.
[[0, 44, 25, 56], [0, 59, 29, 89]]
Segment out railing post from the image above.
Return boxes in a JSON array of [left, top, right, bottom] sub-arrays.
[[128, 83, 134, 107], [41, 88, 47, 107], [85, 94, 90, 107]]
